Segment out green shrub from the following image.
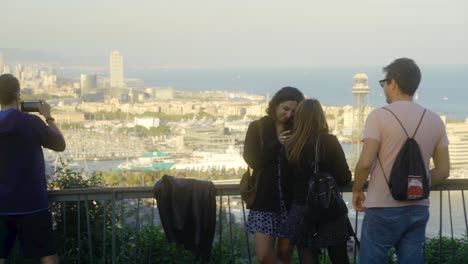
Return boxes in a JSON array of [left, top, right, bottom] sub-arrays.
[[424, 235, 468, 264], [381, 235, 468, 264]]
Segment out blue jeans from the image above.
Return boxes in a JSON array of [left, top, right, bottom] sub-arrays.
[[359, 205, 429, 264]]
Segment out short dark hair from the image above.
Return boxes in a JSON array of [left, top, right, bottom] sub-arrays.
[[383, 58, 421, 96], [266, 86, 305, 117], [0, 74, 20, 105]]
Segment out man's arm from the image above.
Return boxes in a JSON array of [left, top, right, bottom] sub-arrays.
[[38, 101, 66, 151], [352, 138, 380, 211], [430, 146, 450, 186], [44, 118, 66, 151]]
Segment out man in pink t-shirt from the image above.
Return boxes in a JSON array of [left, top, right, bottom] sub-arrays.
[[352, 58, 450, 263]]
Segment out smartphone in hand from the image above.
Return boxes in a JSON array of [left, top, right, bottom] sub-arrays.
[[284, 121, 294, 133]]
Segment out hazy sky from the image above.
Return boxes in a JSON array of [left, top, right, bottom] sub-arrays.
[[1, 0, 467, 68]]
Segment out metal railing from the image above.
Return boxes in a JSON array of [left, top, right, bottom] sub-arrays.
[[11, 179, 468, 263], [45, 179, 246, 264]]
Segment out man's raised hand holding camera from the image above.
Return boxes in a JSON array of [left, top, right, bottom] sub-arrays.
[[0, 74, 65, 264]]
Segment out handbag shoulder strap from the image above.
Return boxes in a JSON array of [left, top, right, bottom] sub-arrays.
[[247, 120, 264, 172], [251, 121, 263, 182], [314, 134, 322, 173], [257, 120, 263, 150]]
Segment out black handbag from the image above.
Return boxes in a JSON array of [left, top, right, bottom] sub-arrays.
[[306, 135, 348, 223], [240, 167, 259, 209]]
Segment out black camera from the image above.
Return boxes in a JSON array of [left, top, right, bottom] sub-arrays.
[[20, 101, 41, 112]]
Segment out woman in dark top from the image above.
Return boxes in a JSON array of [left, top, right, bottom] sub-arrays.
[[281, 99, 352, 264], [243, 86, 304, 264]]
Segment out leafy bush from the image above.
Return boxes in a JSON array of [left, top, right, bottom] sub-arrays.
[[383, 235, 468, 264], [424, 235, 468, 264]]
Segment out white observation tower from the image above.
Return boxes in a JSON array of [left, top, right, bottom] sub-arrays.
[[351, 73, 370, 167]]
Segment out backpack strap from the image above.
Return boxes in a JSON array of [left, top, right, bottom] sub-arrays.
[[382, 107, 427, 138], [377, 155, 391, 186], [412, 109, 427, 138], [377, 107, 427, 187]]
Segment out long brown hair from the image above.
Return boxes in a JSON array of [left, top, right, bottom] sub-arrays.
[[285, 98, 329, 163]]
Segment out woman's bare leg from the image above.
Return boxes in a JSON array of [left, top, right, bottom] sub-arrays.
[[254, 232, 280, 264], [297, 246, 320, 264], [40, 254, 59, 264], [277, 238, 293, 264]]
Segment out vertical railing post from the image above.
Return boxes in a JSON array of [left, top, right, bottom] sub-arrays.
[[448, 191, 454, 240], [218, 192, 223, 263], [439, 190, 443, 264], [151, 198, 155, 226], [120, 197, 126, 261], [353, 210, 359, 263], [63, 201, 67, 256], [241, 200, 252, 264], [149, 198, 156, 263], [448, 190, 455, 262], [227, 195, 234, 260], [134, 198, 141, 264], [85, 195, 94, 264], [77, 194, 81, 262], [111, 192, 116, 264], [462, 190, 468, 234], [102, 200, 107, 263]]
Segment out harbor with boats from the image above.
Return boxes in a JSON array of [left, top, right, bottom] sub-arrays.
[[116, 145, 246, 172]]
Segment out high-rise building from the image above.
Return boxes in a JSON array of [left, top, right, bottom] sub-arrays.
[[446, 122, 468, 170], [109, 50, 124, 88], [0, 52, 4, 74], [2, 65, 11, 75], [14, 64, 23, 79], [153, 87, 174, 100], [351, 73, 370, 167], [80, 74, 98, 95]]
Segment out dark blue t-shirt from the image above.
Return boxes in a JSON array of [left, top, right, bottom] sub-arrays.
[[0, 109, 65, 215]]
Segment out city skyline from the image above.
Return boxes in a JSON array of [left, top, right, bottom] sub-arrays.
[[0, 0, 467, 68]]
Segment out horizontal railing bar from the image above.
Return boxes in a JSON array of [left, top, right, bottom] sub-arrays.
[[48, 179, 240, 202], [430, 179, 468, 190], [48, 179, 468, 202]]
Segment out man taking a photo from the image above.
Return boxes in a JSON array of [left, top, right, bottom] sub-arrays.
[[0, 74, 65, 264]]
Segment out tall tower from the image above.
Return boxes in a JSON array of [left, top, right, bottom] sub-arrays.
[[14, 64, 23, 80], [0, 52, 4, 74], [351, 73, 370, 167], [109, 50, 124, 88]]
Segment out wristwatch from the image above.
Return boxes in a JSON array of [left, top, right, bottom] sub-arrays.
[[46, 117, 55, 122]]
